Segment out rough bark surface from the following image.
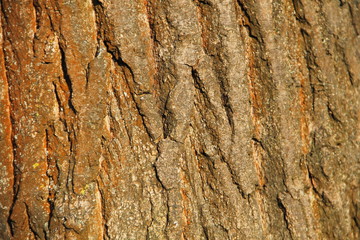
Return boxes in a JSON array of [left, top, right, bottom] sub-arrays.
[[0, 0, 359, 239]]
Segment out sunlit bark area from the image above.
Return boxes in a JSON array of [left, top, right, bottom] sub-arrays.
[[0, 0, 359, 239]]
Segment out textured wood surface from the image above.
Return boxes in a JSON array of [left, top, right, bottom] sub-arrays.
[[0, 0, 359, 239]]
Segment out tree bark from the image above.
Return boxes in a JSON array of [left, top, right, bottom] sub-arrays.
[[0, 0, 359, 239]]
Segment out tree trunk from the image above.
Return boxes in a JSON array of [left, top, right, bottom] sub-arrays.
[[0, 0, 359, 239]]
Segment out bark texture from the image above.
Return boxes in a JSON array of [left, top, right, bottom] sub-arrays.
[[0, 0, 360, 239]]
